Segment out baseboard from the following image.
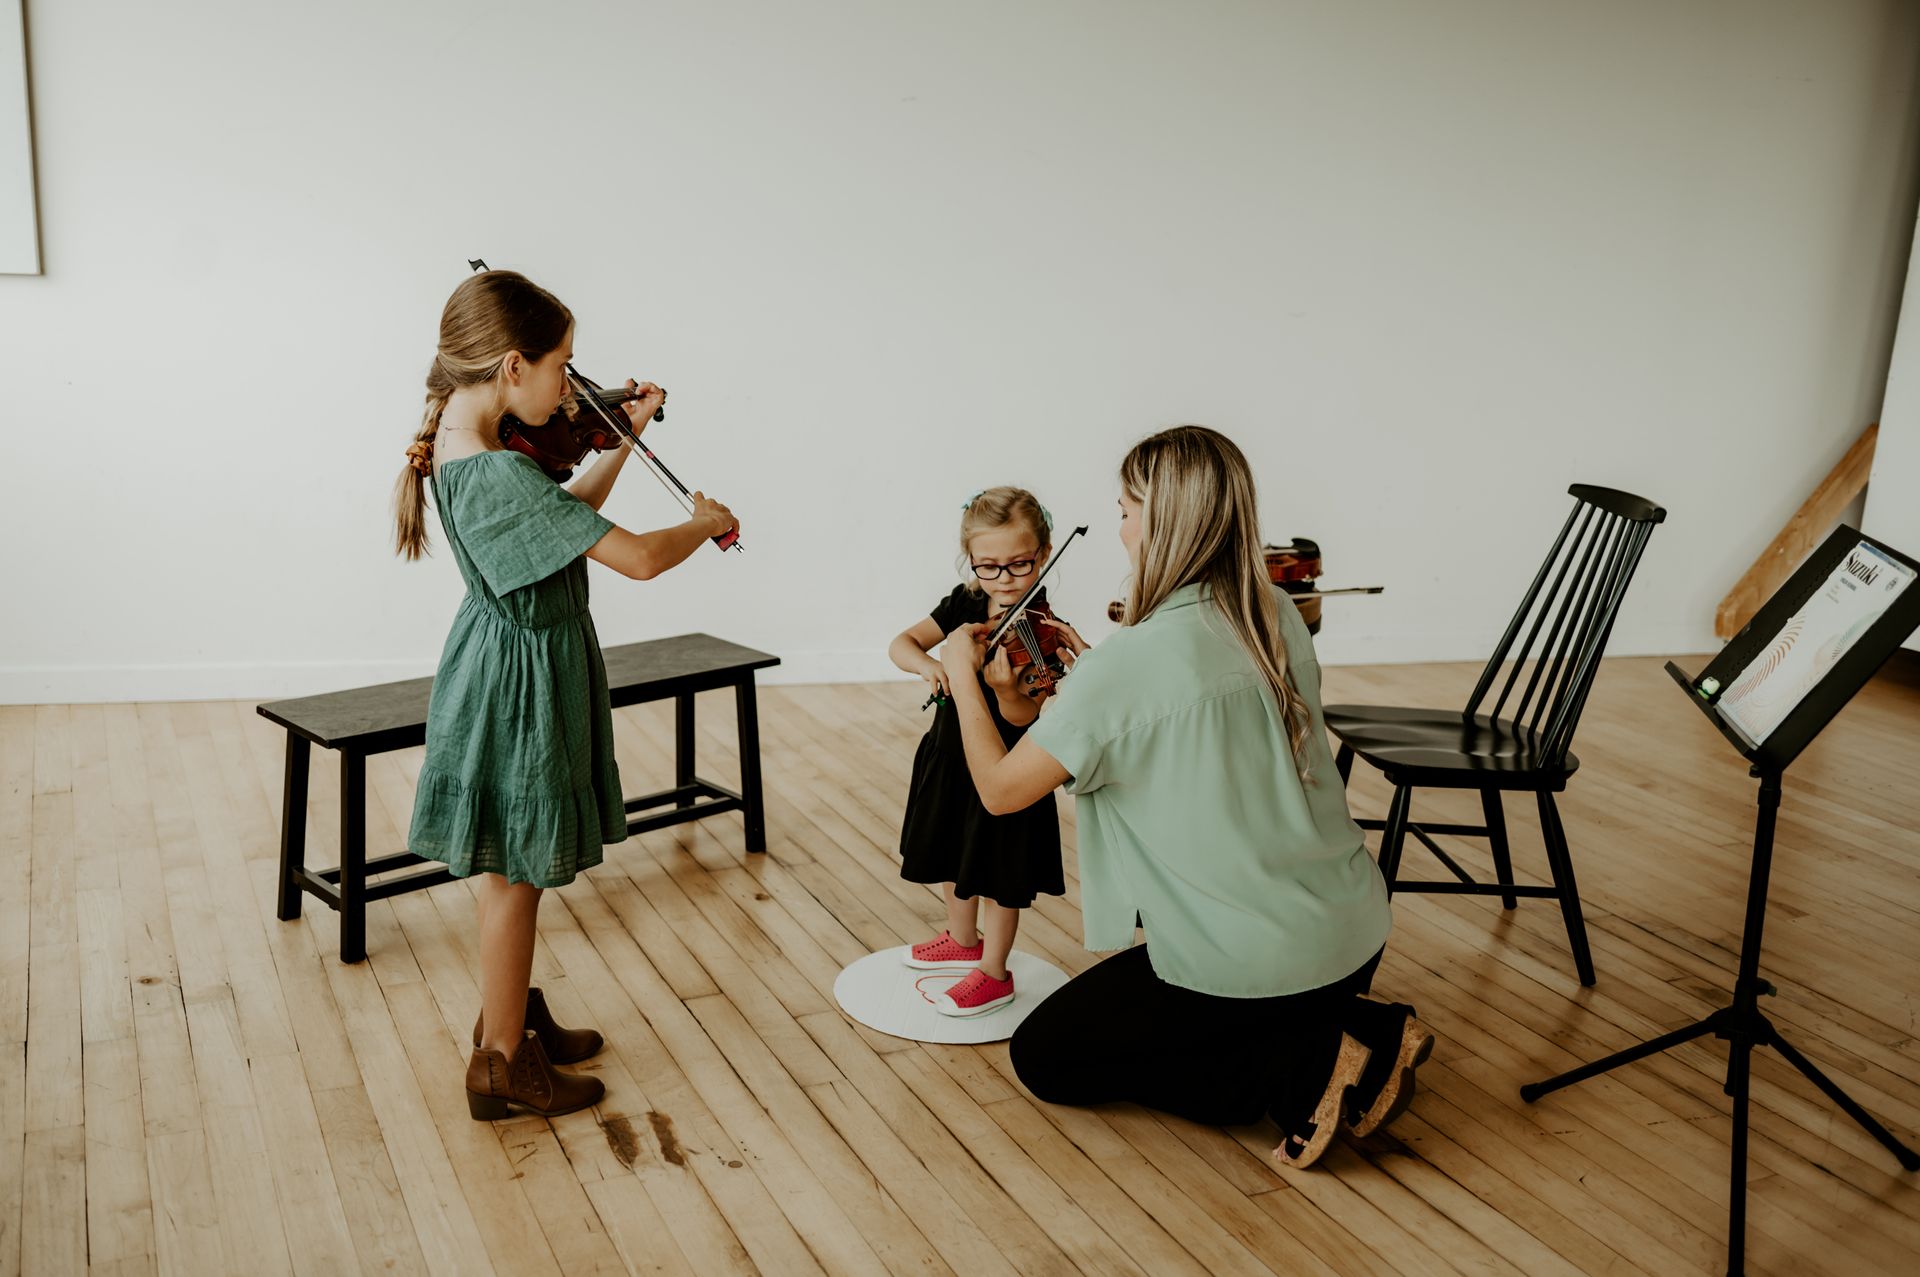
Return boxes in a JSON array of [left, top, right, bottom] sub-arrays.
[[0, 639, 1719, 706], [0, 649, 911, 706]]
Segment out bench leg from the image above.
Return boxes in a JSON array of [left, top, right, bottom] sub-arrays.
[[736, 678, 767, 853], [676, 692, 696, 808], [276, 734, 311, 921], [340, 752, 368, 963]]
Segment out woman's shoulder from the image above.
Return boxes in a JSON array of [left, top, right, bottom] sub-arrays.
[[1080, 607, 1265, 705], [1054, 624, 1150, 698]]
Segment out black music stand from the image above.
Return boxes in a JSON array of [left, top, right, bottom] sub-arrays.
[[1519, 525, 1920, 1276]]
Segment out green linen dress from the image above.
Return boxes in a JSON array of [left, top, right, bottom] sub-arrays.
[[407, 449, 627, 887]]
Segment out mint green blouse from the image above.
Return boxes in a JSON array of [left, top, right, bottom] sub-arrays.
[[1027, 584, 1391, 997]]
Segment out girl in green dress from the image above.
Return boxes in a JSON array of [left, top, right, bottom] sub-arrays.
[[393, 269, 738, 1120]]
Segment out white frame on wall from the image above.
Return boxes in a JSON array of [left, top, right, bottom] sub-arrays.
[[1, 0, 39, 275]]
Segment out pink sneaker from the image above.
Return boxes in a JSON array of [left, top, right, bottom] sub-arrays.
[[933, 968, 1015, 1017], [905, 931, 985, 969]]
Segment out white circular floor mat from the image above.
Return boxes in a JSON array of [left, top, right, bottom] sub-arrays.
[[833, 947, 1071, 1044]]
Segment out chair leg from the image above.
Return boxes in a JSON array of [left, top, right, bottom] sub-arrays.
[[1378, 785, 1413, 897], [1535, 791, 1596, 986], [1482, 788, 1518, 910], [1336, 742, 1354, 785]]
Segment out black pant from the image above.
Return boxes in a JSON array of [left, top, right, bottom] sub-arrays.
[[1010, 945, 1388, 1128]]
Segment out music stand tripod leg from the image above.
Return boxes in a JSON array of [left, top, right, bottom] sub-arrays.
[[1764, 1022, 1920, 1171], [1517, 1013, 1721, 1102]]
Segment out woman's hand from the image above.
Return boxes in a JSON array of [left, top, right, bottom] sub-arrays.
[[1051, 617, 1091, 656], [620, 380, 666, 435], [691, 491, 737, 540], [940, 622, 988, 682], [1050, 617, 1092, 672]]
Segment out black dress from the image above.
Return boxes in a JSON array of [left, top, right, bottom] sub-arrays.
[[898, 585, 1066, 909]]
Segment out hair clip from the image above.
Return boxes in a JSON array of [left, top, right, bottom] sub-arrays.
[[962, 490, 985, 510]]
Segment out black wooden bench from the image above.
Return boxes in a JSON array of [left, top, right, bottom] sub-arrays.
[[258, 633, 779, 962]]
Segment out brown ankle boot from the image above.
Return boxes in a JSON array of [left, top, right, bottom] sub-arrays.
[[466, 1032, 605, 1121], [472, 987, 604, 1066]]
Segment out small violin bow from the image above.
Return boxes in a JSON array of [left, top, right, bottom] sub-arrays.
[[468, 258, 739, 552], [924, 524, 1089, 710]]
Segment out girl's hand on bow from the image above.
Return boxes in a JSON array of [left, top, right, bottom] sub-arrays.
[[691, 491, 737, 540]]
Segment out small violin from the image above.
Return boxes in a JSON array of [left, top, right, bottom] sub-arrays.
[[498, 381, 666, 484], [988, 598, 1074, 701], [923, 525, 1090, 710]]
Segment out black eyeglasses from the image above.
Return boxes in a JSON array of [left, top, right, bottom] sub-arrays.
[[971, 558, 1038, 581]]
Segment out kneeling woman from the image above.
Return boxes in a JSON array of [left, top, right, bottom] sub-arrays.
[[939, 425, 1430, 1166]]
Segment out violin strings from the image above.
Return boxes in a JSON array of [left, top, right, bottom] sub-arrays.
[[1015, 616, 1044, 670]]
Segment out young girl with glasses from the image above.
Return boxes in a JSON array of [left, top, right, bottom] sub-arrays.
[[885, 487, 1086, 1015]]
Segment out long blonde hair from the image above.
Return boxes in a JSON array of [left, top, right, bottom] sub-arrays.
[[1119, 426, 1313, 776], [392, 270, 573, 559]]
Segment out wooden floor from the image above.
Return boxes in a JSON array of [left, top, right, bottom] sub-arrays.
[[2, 654, 1917, 1276]]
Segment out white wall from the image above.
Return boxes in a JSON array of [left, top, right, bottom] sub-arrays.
[[4, 0, 1919, 702], [1864, 207, 1920, 652]]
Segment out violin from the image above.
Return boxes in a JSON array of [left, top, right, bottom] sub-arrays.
[[1106, 538, 1381, 631], [988, 597, 1075, 701], [498, 381, 666, 484], [468, 259, 739, 552], [1265, 538, 1328, 632], [924, 525, 1090, 710]]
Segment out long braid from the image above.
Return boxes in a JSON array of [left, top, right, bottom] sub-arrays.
[[393, 382, 450, 560]]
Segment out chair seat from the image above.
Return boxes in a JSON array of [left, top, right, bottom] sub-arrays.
[[1324, 704, 1580, 788]]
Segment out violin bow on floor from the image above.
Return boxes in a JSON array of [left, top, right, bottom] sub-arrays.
[[468, 258, 740, 552], [924, 524, 1089, 710]]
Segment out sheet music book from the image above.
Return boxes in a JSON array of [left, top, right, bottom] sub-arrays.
[[1715, 541, 1917, 747]]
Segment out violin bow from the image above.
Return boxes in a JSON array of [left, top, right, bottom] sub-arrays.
[[564, 367, 741, 552], [923, 524, 1089, 710], [467, 259, 740, 552]]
